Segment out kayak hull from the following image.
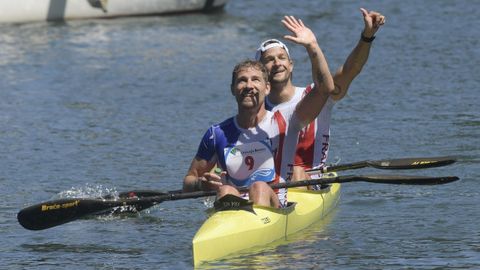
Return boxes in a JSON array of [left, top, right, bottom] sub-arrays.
[[192, 179, 341, 266]]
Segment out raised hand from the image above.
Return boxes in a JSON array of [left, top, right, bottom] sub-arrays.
[[282, 15, 318, 47], [360, 8, 386, 38]]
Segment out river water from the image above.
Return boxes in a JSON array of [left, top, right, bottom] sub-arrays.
[[1, 0, 479, 269]]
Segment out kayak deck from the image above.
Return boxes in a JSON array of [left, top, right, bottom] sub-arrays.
[[192, 180, 341, 266]]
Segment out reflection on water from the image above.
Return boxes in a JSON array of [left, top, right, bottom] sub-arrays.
[[1, 0, 479, 269], [21, 243, 143, 255]]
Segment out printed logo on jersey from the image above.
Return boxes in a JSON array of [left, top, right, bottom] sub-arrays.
[[224, 140, 275, 187], [229, 147, 238, 156]]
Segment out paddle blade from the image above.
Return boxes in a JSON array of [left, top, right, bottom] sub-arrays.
[[367, 156, 457, 170], [17, 198, 121, 230], [358, 175, 460, 185]]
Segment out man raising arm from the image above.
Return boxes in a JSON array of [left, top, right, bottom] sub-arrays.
[[256, 8, 386, 181], [183, 16, 334, 207]]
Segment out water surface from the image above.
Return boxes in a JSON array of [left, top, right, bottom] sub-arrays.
[[1, 0, 479, 269]]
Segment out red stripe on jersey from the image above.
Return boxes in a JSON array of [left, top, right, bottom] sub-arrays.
[[303, 84, 313, 95], [273, 110, 286, 185], [294, 122, 315, 169], [295, 84, 315, 169]]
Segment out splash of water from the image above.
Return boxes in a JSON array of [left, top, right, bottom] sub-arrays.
[[55, 183, 118, 199], [52, 184, 154, 215]]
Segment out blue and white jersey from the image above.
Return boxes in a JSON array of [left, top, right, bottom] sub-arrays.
[[195, 108, 302, 205]]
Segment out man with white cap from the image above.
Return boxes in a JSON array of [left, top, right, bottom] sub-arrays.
[[256, 8, 386, 183], [183, 16, 335, 207]]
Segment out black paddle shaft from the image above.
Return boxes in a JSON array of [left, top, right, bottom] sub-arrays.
[[308, 156, 457, 174]]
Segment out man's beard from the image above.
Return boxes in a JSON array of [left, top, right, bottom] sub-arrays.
[[269, 70, 291, 86]]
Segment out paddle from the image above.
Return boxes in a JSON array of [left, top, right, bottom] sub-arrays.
[[306, 156, 456, 174], [18, 174, 459, 231], [112, 156, 457, 212], [111, 156, 457, 202]]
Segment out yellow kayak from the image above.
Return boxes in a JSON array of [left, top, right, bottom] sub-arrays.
[[192, 178, 341, 266]]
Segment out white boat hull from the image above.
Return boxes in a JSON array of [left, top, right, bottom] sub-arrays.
[[0, 0, 228, 23]]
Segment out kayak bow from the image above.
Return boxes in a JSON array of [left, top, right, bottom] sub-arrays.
[[192, 175, 341, 266]]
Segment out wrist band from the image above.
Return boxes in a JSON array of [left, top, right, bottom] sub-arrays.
[[361, 33, 376, 43]]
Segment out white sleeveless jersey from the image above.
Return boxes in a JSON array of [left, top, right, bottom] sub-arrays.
[[195, 107, 302, 206], [266, 84, 335, 179]]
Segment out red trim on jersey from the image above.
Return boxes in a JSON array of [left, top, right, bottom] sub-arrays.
[[273, 110, 286, 185], [294, 84, 315, 169], [303, 84, 313, 95], [295, 122, 315, 169]]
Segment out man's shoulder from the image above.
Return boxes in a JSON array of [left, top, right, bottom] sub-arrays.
[[295, 85, 308, 99], [216, 116, 235, 127], [266, 87, 305, 112], [209, 116, 240, 137]]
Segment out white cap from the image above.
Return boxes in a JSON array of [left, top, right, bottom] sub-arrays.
[[255, 39, 291, 61]]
